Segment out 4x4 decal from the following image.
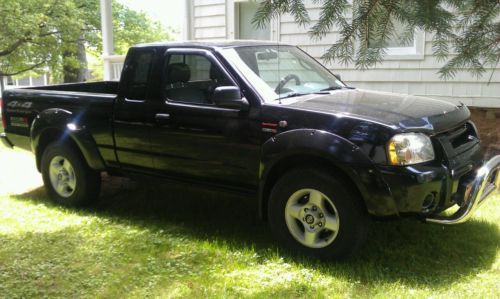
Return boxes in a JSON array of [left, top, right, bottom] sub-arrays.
[[7, 101, 33, 109]]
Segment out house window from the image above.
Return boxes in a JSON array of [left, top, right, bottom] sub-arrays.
[[369, 18, 424, 59], [17, 78, 30, 86], [235, 0, 270, 40], [31, 76, 45, 86]]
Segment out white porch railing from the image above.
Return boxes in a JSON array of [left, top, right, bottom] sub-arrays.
[[104, 55, 125, 81]]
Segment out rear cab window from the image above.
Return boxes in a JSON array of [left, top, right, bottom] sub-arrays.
[[122, 49, 155, 101]]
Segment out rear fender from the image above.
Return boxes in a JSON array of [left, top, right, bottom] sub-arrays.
[[31, 108, 105, 171]]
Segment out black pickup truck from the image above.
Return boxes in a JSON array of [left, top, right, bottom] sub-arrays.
[[1, 41, 499, 259]]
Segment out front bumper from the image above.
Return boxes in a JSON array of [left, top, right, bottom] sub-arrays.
[[426, 155, 500, 224], [0, 133, 13, 148]]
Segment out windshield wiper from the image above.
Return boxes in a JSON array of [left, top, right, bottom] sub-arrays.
[[319, 86, 344, 92], [274, 86, 353, 101], [274, 92, 311, 101], [313, 86, 355, 94]]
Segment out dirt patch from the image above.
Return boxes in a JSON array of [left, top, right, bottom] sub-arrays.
[[469, 107, 500, 160]]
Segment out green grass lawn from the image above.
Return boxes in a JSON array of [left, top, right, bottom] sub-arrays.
[[0, 147, 499, 298]]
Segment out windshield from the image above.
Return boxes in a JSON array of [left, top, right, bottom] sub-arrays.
[[221, 45, 345, 102]]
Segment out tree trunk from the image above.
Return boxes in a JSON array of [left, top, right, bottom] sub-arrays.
[[63, 34, 88, 83], [0, 76, 4, 95]]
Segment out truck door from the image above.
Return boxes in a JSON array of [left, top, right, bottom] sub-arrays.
[[149, 48, 261, 190], [113, 48, 157, 172]]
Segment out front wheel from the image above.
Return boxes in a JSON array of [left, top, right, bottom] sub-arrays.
[[268, 168, 369, 260], [41, 142, 101, 207]]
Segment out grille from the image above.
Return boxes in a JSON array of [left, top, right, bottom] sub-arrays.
[[452, 123, 478, 148], [437, 122, 479, 157], [435, 121, 481, 178]]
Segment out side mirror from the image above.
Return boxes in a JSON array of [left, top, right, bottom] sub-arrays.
[[334, 74, 342, 81], [212, 86, 249, 110]]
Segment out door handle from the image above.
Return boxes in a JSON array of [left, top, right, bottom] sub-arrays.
[[155, 113, 171, 124], [124, 98, 146, 103]]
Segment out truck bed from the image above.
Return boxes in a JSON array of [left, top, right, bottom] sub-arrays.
[[1, 81, 117, 157], [26, 81, 119, 95]]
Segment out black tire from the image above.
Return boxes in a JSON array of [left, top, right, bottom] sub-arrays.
[[41, 141, 101, 207], [268, 168, 369, 260]]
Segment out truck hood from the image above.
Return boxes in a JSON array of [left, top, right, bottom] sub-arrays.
[[285, 89, 469, 133]]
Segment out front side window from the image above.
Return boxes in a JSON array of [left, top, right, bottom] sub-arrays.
[[163, 53, 234, 105], [221, 45, 345, 102]]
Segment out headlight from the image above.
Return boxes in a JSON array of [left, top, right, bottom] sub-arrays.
[[387, 133, 435, 165]]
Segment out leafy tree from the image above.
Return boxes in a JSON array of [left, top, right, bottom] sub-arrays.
[[63, 0, 171, 82], [0, 0, 82, 78], [0, 0, 170, 85], [253, 0, 499, 79], [111, 2, 169, 55]]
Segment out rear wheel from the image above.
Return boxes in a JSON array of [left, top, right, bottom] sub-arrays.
[[41, 142, 101, 207], [268, 168, 369, 260]]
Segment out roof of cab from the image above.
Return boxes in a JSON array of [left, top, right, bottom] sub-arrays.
[[132, 40, 292, 50]]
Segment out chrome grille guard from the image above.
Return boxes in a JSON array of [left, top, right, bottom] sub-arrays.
[[427, 155, 500, 225]]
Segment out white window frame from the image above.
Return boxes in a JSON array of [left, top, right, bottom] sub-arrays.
[[381, 30, 425, 60], [227, 0, 279, 41]]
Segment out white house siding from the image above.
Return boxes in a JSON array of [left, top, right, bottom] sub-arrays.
[[189, 0, 500, 108], [193, 0, 227, 40]]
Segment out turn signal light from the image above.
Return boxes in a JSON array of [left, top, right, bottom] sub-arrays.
[[387, 133, 435, 165]]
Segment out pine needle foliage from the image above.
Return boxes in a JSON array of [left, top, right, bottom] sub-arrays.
[[253, 0, 500, 79]]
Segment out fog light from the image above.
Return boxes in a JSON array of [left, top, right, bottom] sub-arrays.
[[422, 193, 436, 212]]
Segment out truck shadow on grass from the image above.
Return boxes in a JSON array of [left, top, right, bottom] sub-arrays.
[[10, 175, 500, 290]]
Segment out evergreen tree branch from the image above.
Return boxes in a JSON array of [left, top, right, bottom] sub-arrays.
[[253, 0, 499, 79]]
